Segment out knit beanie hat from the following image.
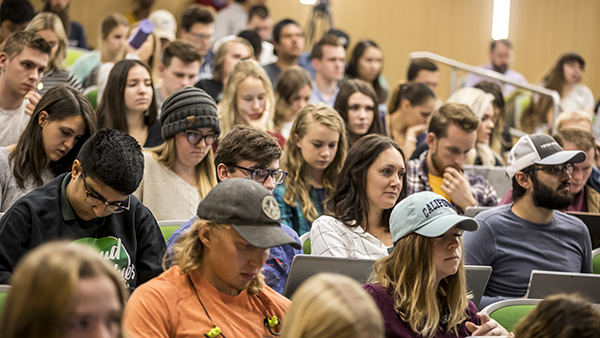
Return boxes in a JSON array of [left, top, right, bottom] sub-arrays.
[[160, 87, 221, 140]]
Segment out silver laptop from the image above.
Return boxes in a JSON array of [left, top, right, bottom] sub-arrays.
[[465, 265, 492, 307], [282, 255, 376, 298], [526, 270, 600, 302], [282, 255, 492, 306]]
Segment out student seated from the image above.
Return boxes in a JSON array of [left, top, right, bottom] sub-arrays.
[[274, 104, 347, 236], [273, 66, 312, 140], [310, 135, 406, 259], [25, 12, 83, 96], [464, 133, 591, 308], [1, 241, 127, 338], [97, 59, 163, 148], [334, 79, 384, 149], [0, 85, 96, 212], [0, 31, 50, 147], [386, 82, 436, 158], [281, 273, 384, 338], [0, 129, 166, 288], [167, 125, 302, 294], [364, 191, 510, 337], [220, 58, 285, 147], [134, 87, 219, 221], [123, 178, 300, 337]]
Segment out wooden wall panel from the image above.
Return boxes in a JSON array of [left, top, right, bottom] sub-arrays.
[[33, 0, 600, 102]]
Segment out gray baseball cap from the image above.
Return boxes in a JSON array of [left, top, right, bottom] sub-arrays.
[[506, 133, 586, 179], [197, 178, 300, 249], [390, 192, 478, 243]]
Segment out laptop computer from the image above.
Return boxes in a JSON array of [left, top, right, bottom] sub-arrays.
[[282, 255, 376, 298], [282, 255, 492, 306], [465, 265, 493, 307], [566, 212, 600, 249], [526, 270, 600, 303]]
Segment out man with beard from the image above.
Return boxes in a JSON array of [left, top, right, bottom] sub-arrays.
[[41, 0, 88, 49], [406, 103, 498, 214], [463, 133, 592, 308], [463, 39, 527, 97]]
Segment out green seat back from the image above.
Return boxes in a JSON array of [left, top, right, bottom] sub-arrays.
[[86, 90, 98, 110], [593, 253, 600, 274], [302, 237, 311, 254], [489, 304, 537, 332], [0, 289, 9, 318], [160, 225, 180, 243]]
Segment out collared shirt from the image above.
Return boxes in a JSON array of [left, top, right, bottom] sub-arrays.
[[406, 151, 498, 214], [462, 62, 528, 97], [310, 81, 339, 108]]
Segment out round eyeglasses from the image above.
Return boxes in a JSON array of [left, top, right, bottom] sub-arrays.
[[185, 131, 218, 146]]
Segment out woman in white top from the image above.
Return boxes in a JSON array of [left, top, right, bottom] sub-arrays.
[[310, 134, 407, 259], [544, 53, 595, 114], [134, 87, 219, 221]]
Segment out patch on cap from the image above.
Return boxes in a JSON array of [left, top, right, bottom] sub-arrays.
[[262, 196, 280, 220]]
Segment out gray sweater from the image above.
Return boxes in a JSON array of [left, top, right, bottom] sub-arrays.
[[0, 147, 54, 212]]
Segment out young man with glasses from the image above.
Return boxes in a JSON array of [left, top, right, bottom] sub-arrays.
[[167, 125, 301, 294], [463, 133, 592, 308], [0, 129, 166, 289], [179, 5, 216, 82]]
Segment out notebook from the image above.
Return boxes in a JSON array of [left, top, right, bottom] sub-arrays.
[[526, 270, 600, 303]]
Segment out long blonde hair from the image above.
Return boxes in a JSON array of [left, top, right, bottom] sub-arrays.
[[220, 59, 275, 136], [369, 233, 470, 338], [281, 273, 384, 338], [150, 138, 217, 199], [172, 218, 265, 295], [281, 104, 347, 223], [1, 241, 127, 338], [25, 12, 68, 70]]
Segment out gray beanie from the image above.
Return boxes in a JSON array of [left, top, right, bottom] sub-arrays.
[[160, 87, 221, 140]]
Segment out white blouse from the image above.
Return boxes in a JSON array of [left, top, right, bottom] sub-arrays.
[[310, 215, 389, 259]]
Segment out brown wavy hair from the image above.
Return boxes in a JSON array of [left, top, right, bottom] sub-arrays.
[[333, 134, 406, 230]]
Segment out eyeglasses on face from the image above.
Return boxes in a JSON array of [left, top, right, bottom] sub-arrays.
[[185, 131, 218, 146], [534, 163, 574, 176], [230, 164, 288, 185], [81, 171, 130, 214]]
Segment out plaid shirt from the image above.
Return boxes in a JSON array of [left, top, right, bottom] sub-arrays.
[[407, 151, 498, 214]]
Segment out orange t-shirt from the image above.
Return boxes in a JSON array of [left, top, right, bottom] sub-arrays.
[[428, 174, 452, 204], [123, 265, 290, 338]]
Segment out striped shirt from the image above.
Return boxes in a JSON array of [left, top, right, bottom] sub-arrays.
[[407, 150, 498, 214], [36, 68, 83, 96]]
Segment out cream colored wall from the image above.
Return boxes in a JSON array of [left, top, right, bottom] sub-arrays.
[[36, 0, 600, 102]]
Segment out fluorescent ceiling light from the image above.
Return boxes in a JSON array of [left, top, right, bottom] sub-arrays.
[[299, 0, 317, 4], [492, 0, 510, 40]]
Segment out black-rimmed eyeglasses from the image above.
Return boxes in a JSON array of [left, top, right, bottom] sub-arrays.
[[185, 131, 218, 146], [534, 163, 574, 176], [231, 165, 288, 185], [81, 171, 130, 214]]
